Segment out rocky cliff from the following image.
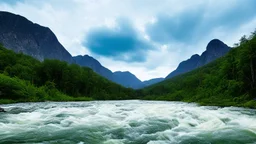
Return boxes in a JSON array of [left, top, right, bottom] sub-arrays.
[[0, 11, 74, 63]]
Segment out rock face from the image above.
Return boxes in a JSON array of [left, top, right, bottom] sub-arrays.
[[3, 12, 230, 89], [74, 55, 144, 89], [166, 39, 230, 79], [0, 11, 74, 63], [0, 11, 144, 89], [199, 39, 230, 65]]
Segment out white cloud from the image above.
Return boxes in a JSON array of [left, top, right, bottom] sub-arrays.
[[0, 0, 255, 81]]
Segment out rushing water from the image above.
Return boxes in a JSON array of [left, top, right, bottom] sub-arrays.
[[0, 100, 256, 144]]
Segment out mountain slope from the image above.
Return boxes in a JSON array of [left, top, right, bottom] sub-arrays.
[[142, 33, 256, 108], [0, 45, 135, 102], [74, 55, 144, 89], [166, 39, 230, 79], [0, 11, 74, 63], [143, 78, 164, 86], [0, 11, 144, 89], [113, 71, 144, 89], [73, 55, 113, 81]]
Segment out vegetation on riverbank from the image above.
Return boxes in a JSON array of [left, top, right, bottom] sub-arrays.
[[1, 31, 256, 109], [141, 30, 256, 108], [0, 72, 93, 103], [0, 44, 136, 103]]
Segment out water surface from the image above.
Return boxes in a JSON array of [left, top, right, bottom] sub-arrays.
[[0, 100, 256, 144]]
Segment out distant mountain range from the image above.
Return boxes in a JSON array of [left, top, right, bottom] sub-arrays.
[[113, 71, 144, 88], [0, 11, 144, 89], [0, 11, 230, 89], [73, 55, 144, 89], [71, 39, 231, 89], [165, 39, 230, 79], [142, 78, 165, 86], [73, 55, 113, 81]]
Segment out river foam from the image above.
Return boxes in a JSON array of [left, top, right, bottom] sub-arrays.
[[0, 100, 256, 144]]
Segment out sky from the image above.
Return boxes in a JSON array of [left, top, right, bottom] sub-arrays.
[[0, 0, 256, 81]]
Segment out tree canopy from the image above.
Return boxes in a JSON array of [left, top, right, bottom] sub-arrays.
[[141, 31, 256, 108], [0, 45, 135, 103]]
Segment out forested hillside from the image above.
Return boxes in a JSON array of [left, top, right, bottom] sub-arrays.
[[1, 29, 256, 108], [0, 44, 136, 103], [141, 31, 256, 108], [165, 39, 230, 79]]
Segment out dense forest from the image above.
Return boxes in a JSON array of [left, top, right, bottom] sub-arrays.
[[1, 31, 256, 108], [0, 45, 136, 103], [141, 30, 256, 108]]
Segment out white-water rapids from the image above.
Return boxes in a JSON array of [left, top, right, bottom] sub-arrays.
[[0, 100, 256, 144]]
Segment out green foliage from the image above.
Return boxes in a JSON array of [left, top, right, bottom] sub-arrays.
[[0, 73, 46, 102], [141, 31, 256, 108], [1, 30, 256, 109], [0, 45, 135, 103], [34, 59, 135, 100]]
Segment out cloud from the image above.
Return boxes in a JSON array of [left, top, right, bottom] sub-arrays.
[[146, 9, 204, 44], [1, 0, 256, 80], [146, 0, 256, 44], [0, 0, 23, 5], [84, 18, 152, 62]]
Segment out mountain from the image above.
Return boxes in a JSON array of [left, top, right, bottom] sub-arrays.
[[143, 78, 164, 86], [165, 39, 230, 79], [0, 45, 135, 102], [0, 11, 74, 63], [73, 55, 113, 80], [199, 39, 231, 65], [142, 32, 256, 108], [113, 71, 144, 89], [0, 11, 144, 89], [74, 55, 144, 89]]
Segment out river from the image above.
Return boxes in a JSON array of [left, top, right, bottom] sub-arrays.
[[0, 100, 256, 144]]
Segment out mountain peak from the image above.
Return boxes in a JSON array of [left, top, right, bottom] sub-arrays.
[[82, 54, 97, 60], [190, 54, 200, 59], [113, 71, 143, 89], [206, 39, 228, 51], [166, 39, 230, 79], [73, 55, 102, 68], [0, 11, 74, 63], [74, 56, 145, 89], [208, 39, 223, 43]]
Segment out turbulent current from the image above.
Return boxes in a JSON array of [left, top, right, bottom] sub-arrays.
[[0, 101, 256, 144]]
